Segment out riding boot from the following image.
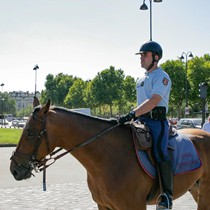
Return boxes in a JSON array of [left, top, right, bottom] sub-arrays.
[[157, 161, 173, 210]]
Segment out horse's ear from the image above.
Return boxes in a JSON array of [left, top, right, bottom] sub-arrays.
[[42, 99, 51, 114], [33, 96, 40, 108], [46, 99, 51, 110]]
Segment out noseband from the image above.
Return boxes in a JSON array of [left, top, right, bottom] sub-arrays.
[[11, 110, 120, 174]]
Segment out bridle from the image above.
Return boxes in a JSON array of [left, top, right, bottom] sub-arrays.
[[11, 110, 120, 175], [10, 112, 49, 176]]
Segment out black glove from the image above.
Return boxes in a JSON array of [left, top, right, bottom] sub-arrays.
[[118, 111, 135, 125]]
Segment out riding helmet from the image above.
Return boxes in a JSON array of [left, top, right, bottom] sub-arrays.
[[135, 41, 163, 60]]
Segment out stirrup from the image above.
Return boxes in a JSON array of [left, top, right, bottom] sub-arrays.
[[156, 193, 171, 210]]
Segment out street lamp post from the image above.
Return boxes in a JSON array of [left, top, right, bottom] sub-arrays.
[[0, 83, 5, 127], [180, 51, 193, 115], [33, 65, 39, 97], [140, 0, 162, 41], [1, 98, 4, 127], [0, 83, 4, 92]]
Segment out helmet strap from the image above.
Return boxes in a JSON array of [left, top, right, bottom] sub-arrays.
[[146, 52, 158, 71]]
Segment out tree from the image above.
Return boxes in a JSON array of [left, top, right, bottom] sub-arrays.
[[187, 54, 210, 113], [0, 92, 16, 116], [40, 74, 56, 104], [41, 73, 75, 106], [91, 66, 124, 117], [37, 54, 210, 119], [83, 80, 96, 113], [90, 73, 104, 116], [117, 75, 136, 114], [64, 78, 87, 108], [161, 60, 185, 118]]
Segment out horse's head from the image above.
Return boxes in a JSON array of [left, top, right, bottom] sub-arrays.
[[10, 97, 53, 181]]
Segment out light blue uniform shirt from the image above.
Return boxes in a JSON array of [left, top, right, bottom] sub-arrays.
[[202, 122, 210, 132], [136, 67, 171, 113]]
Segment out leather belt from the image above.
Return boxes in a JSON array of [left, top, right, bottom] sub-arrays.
[[141, 107, 166, 121], [141, 112, 152, 118]]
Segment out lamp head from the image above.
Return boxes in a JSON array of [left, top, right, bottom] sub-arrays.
[[33, 65, 39, 70], [180, 55, 184, 60], [154, 0, 162, 2], [189, 52, 193, 58], [180, 52, 193, 60], [140, 1, 148, 10]]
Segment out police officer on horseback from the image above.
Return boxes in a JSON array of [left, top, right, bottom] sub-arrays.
[[118, 41, 173, 209]]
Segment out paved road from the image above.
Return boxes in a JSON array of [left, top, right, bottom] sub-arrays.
[[1, 147, 197, 209]]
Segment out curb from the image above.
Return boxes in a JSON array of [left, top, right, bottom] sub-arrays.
[[0, 144, 17, 147]]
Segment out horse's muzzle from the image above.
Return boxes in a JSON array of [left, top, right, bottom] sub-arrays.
[[10, 155, 33, 181], [10, 163, 32, 181]]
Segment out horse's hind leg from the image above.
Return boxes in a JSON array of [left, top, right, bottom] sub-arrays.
[[197, 180, 210, 210], [189, 182, 199, 203]]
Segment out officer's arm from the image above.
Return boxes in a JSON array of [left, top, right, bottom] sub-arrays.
[[133, 94, 162, 117]]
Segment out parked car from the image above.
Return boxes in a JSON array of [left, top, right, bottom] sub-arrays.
[[176, 118, 202, 130], [17, 120, 26, 128], [12, 119, 19, 127]]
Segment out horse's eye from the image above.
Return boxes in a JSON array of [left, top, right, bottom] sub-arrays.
[[27, 130, 35, 138]]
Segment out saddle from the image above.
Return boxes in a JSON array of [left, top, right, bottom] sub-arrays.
[[130, 121, 201, 202], [130, 121, 176, 164], [130, 120, 152, 151], [130, 120, 176, 152]]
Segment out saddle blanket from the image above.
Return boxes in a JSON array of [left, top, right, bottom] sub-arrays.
[[135, 132, 202, 178]]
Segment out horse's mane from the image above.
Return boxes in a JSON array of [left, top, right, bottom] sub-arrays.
[[33, 105, 118, 125], [52, 106, 118, 125]]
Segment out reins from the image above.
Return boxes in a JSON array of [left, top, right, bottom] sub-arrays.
[[12, 111, 120, 172], [37, 123, 120, 171], [11, 110, 120, 191]]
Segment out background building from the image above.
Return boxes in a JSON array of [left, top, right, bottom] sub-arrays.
[[9, 91, 40, 112]]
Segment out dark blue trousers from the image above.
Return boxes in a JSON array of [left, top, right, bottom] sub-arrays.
[[139, 117, 170, 163]]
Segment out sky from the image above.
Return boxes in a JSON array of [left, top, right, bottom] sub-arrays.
[[1, 0, 210, 93]]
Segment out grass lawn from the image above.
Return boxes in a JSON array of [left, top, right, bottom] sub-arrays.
[[0, 128, 22, 145]]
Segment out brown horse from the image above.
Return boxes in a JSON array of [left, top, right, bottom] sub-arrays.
[[10, 97, 210, 210]]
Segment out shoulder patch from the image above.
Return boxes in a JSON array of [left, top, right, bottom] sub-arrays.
[[162, 77, 169, 86]]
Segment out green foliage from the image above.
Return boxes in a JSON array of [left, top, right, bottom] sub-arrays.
[[188, 55, 210, 103], [90, 66, 125, 116], [38, 54, 210, 119], [123, 76, 136, 102], [161, 60, 185, 103], [64, 78, 87, 108], [0, 92, 16, 115], [16, 104, 33, 117], [40, 66, 136, 117], [162, 54, 210, 118], [40, 73, 75, 106], [84, 81, 95, 109], [161, 60, 185, 118]]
